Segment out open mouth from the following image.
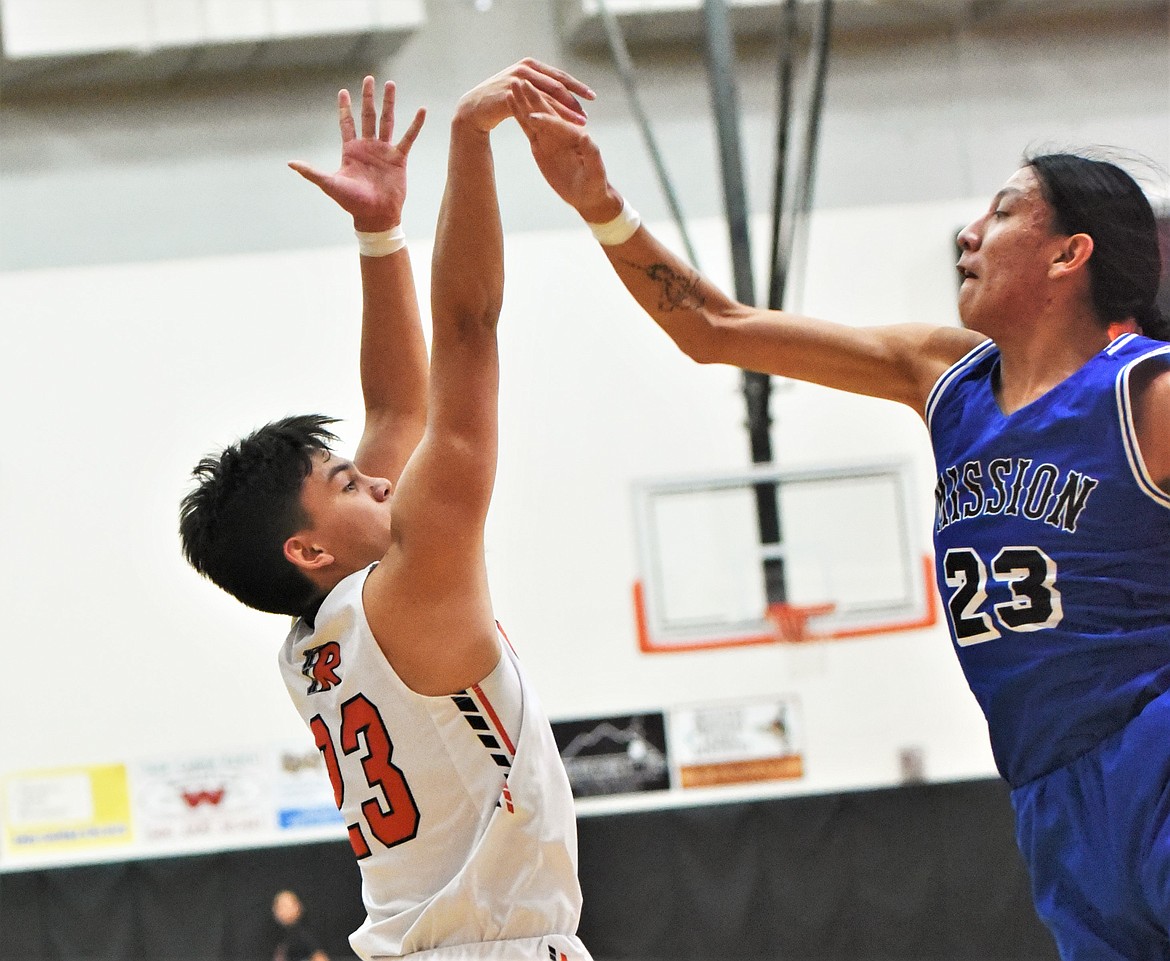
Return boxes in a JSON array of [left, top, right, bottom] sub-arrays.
[[957, 266, 976, 281]]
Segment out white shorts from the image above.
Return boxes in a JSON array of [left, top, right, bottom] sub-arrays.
[[375, 934, 592, 961]]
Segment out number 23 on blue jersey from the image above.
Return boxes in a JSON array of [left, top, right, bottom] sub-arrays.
[[942, 546, 1063, 646]]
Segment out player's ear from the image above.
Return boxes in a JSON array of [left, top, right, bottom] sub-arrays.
[[1050, 232, 1094, 279], [284, 535, 334, 572]]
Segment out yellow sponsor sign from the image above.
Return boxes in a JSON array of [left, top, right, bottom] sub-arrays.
[[3, 764, 133, 854]]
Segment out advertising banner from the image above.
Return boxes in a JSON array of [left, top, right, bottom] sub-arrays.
[[130, 751, 271, 847], [552, 712, 671, 798], [3, 764, 132, 857], [669, 697, 803, 789]]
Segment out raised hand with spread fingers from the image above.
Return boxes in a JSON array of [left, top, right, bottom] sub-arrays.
[[289, 76, 430, 490], [289, 76, 426, 232]]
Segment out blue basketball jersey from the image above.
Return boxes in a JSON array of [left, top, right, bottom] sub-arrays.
[[926, 333, 1170, 787]]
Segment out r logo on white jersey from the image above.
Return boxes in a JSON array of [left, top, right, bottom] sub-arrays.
[[302, 641, 342, 694]]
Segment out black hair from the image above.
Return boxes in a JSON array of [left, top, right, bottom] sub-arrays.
[[179, 414, 339, 617], [1026, 152, 1168, 341]]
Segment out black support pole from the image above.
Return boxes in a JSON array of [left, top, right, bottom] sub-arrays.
[[700, 0, 756, 307], [785, 0, 834, 310], [700, 0, 786, 605], [595, 0, 703, 268], [767, 0, 800, 313]]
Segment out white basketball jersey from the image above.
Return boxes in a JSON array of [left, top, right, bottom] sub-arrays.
[[279, 566, 591, 961]]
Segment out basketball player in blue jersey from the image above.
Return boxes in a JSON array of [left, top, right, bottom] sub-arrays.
[[180, 63, 598, 960], [509, 81, 1170, 959]]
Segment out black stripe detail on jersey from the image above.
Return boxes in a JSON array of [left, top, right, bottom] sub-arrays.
[[451, 689, 515, 774]]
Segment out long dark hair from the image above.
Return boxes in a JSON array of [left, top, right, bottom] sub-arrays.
[[1027, 152, 1167, 341]]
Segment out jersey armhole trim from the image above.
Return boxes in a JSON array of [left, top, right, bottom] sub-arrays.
[[925, 339, 997, 431], [1116, 344, 1170, 509]]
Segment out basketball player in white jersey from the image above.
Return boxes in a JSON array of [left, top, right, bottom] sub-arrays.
[[180, 62, 596, 961]]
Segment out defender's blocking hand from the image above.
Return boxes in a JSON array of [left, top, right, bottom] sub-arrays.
[[507, 78, 622, 224], [456, 58, 594, 134]]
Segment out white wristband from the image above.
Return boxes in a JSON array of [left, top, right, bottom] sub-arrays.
[[355, 225, 406, 257], [588, 200, 641, 247]]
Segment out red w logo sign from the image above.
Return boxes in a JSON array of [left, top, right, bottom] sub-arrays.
[[181, 788, 225, 808]]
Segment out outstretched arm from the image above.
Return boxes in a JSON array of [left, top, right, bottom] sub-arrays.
[[364, 61, 594, 694], [507, 82, 983, 417], [289, 77, 428, 484]]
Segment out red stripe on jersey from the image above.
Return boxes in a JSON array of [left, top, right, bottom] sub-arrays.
[[472, 682, 517, 756], [495, 620, 518, 657]]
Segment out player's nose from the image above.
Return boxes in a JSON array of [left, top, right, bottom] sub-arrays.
[[957, 219, 981, 251]]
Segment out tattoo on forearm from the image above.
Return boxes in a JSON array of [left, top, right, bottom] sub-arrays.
[[619, 258, 706, 312]]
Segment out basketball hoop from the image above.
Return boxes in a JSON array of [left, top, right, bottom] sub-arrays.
[[765, 601, 837, 643]]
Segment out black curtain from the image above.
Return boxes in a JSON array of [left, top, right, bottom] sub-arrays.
[[0, 778, 1056, 961], [1, 842, 364, 961], [576, 779, 1055, 960]]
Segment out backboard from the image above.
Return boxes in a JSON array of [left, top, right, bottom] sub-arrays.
[[631, 461, 937, 651]]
